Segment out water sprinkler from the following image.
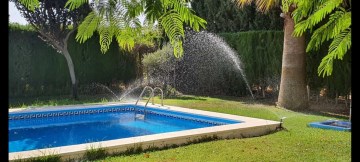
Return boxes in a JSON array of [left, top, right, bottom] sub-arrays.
[[280, 117, 287, 128]]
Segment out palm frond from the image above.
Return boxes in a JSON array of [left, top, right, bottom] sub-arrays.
[[159, 10, 184, 58], [65, 0, 89, 10], [233, 0, 254, 8], [76, 11, 101, 43], [98, 19, 114, 53], [121, 0, 144, 18], [318, 29, 351, 77], [115, 27, 137, 51], [255, 0, 279, 12], [72, 0, 204, 56], [18, 0, 39, 11], [328, 28, 351, 60], [144, 0, 163, 23], [161, 0, 207, 31], [330, 9, 350, 38], [297, 10, 350, 52], [292, 0, 327, 23], [292, 0, 343, 36]]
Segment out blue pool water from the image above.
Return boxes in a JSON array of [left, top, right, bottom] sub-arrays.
[[9, 105, 241, 152], [308, 120, 351, 131]]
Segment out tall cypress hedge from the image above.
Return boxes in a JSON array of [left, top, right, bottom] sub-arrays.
[[9, 25, 137, 97], [9, 24, 350, 98], [219, 31, 283, 88], [219, 31, 351, 97]]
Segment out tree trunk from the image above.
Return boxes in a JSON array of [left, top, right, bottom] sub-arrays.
[[277, 12, 308, 110], [63, 48, 78, 100], [36, 29, 78, 100], [137, 52, 143, 82], [62, 30, 78, 100]]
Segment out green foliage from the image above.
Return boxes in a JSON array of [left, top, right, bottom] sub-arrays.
[[142, 44, 175, 78], [75, 11, 101, 44], [9, 23, 35, 31], [72, 0, 149, 54], [66, 0, 206, 58], [221, 31, 350, 96], [317, 29, 351, 77], [234, 0, 285, 13], [9, 26, 137, 97], [305, 33, 351, 96], [65, 0, 88, 10], [293, 0, 351, 77], [144, 32, 283, 96], [191, 0, 283, 33], [84, 145, 108, 161], [159, 11, 184, 58], [13, 154, 61, 162], [143, 31, 349, 96], [18, 0, 39, 11], [9, 95, 114, 108], [220, 31, 283, 89]]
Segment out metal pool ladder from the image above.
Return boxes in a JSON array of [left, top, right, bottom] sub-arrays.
[[135, 86, 164, 119]]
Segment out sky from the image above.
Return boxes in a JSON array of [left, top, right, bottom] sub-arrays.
[[9, 2, 28, 25]]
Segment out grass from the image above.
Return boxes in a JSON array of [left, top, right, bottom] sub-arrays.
[[8, 94, 116, 108], [9, 95, 351, 162], [83, 144, 108, 161]]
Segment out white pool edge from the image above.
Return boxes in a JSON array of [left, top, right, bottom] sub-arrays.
[[9, 102, 280, 161]]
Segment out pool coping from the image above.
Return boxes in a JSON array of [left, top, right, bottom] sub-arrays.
[[9, 102, 280, 161]]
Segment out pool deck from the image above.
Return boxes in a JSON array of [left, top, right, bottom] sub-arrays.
[[9, 102, 280, 161]]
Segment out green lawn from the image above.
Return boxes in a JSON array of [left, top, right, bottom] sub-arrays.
[[9, 95, 351, 162]]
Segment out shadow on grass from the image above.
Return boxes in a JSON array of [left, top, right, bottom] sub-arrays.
[[199, 95, 349, 120], [166, 95, 207, 101], [210, 95, 278, 106], [297, 109, 349, 120]]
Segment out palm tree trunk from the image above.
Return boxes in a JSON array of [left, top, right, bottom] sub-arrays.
[[277, 12, 308, 110]]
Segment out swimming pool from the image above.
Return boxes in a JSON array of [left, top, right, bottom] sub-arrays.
[[9, 103, 280, 161], [9, 105, 240, 152]]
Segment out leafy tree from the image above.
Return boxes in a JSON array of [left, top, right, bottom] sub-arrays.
[[235, 0, 308, 110], [63, 0, 207, 58], [292, 0, 351, 77], [191, 0, 283, 33], [17, 0, 207, 58], [12, 0, 91, 99]]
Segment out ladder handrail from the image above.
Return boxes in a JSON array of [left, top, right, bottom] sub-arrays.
[[145, 91, 154, 107], [135, 86, 154, 105], [153, 87, 164, 106], [135, 86, 164, 119]]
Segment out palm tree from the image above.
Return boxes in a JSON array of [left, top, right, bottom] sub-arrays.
[[235, 0, 308, 110]]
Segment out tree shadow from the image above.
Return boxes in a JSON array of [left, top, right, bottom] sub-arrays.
[[297, 101, 350, 120], [210, 95, 278, 106], [296, 109, 349, 120], [203, 95, 350, 120], [166, 95, 207, 101]]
